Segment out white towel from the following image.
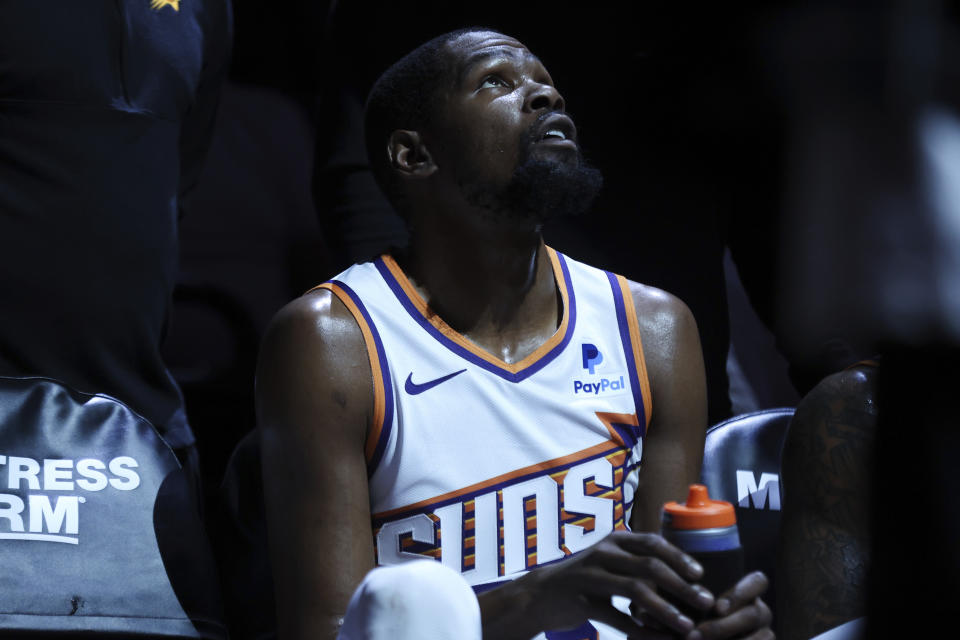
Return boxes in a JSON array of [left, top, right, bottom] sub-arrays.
[[338, 560, 482, 640]]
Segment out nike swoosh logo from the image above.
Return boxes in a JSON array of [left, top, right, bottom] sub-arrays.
[[404, 369, 467, 395]]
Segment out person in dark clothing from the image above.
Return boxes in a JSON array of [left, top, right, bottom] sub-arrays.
[[0, 0, 230, 452], [0, 1, 232, 637]]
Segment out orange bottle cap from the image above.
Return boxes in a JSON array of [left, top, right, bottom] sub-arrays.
[[662, 484, 736, 529]]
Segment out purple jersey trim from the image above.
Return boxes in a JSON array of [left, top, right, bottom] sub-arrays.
[[373, 253, 577, 383], [329, 279, 395, 476], [606, 272, 648, 437], [546, 622, 600, 640]]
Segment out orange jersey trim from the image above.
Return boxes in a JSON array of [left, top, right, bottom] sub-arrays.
[[313, 282, 388, 464], [378, 246, 571, 374], [372, 439, 622, 521], [595, 411, 642, 448], [616, 275, 653, 430]]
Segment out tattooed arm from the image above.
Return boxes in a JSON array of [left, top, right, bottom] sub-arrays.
[[776, 364, 878, 640]]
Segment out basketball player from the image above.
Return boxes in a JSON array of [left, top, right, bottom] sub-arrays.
[[257, 28, 772, 640]]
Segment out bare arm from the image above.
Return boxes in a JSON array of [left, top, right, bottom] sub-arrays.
[[628, 283, 772, 640], [256, 290, 376, 640], [628, 282, 708, 533], [776, 365, 877, 640]]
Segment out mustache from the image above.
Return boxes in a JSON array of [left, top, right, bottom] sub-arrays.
[[521, 109, 575, 144], [520, 110, 578, 149]]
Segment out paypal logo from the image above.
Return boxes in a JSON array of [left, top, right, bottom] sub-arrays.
[[573, 376, 626, 395], [582, 344, 603, 374], [574, 344, 626, 396]]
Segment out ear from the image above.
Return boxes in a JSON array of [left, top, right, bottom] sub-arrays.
[[388, 130, 438, 178]]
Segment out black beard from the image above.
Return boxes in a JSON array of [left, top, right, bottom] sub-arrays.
[[461, 120, 604, 224]]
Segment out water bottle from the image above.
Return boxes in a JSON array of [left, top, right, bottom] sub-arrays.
[[661, 484, 744, 602]]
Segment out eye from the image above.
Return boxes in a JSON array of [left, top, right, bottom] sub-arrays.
[[479, 75, 509, 90]]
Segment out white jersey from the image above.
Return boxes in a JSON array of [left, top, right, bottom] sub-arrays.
[[318, 248, 653, 640]]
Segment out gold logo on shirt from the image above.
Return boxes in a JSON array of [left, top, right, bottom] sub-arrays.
[[150, 0, 180, 11]]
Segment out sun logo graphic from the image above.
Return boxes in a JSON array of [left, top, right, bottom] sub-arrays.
[[150, 0, 180, 11]]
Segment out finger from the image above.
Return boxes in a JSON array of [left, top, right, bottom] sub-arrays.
[[689, 597, 772, 640], [630, 596, 676, 635], [634, 608, 670, 633], [588, 574, 696, 636], [613, 532, 705, 582], [598, 548, 714, 612], [714, 572, 769, 616]]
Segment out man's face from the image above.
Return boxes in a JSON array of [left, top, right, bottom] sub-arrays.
[[428, 31, 602, 222]]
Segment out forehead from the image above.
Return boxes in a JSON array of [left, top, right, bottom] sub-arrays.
[[445, 31, 543, 80]]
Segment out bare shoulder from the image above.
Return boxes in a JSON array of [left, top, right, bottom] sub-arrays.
[[620, 283, 707, 529], [261, 288, 365, 359], [783, 363, 878, 509], [809, 364, 878, 404], [623, 280, 700, 374], [789, 363, 879, 446], [258, 288, 367, 386], [256, 288, 373, 443], [257, 289, 378, 639], [624, 279, 690, 317]]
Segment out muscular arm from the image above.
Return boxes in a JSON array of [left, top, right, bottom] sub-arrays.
[[627, 282, 708, 533], [628, 283, 772, 640], [256, 291, 376, 640], [776, 365, 878, 640]]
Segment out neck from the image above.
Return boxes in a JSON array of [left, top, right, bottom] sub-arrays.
[[398, 213, 561, 364]]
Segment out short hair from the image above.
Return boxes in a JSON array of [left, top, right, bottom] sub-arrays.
[[363, 27, 496, 209]]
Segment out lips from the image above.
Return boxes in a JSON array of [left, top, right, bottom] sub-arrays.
[[533, 113, 578, 146]]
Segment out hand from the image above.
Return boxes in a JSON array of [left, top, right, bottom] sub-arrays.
[[686, 571, 773, 640], [515, 531, 716, 638]]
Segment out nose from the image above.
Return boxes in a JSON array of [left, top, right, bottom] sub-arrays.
[[523, 81, 565, 113]]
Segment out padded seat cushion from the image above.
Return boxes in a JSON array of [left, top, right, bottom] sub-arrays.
[[700, 408, 794, 618], [0, 376, 225, 638]]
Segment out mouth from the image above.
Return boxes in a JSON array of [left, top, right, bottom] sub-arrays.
[[532, 113, 578, 148]]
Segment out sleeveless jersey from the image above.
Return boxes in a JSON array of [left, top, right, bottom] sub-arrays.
[[318, 248, 653, 640]]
